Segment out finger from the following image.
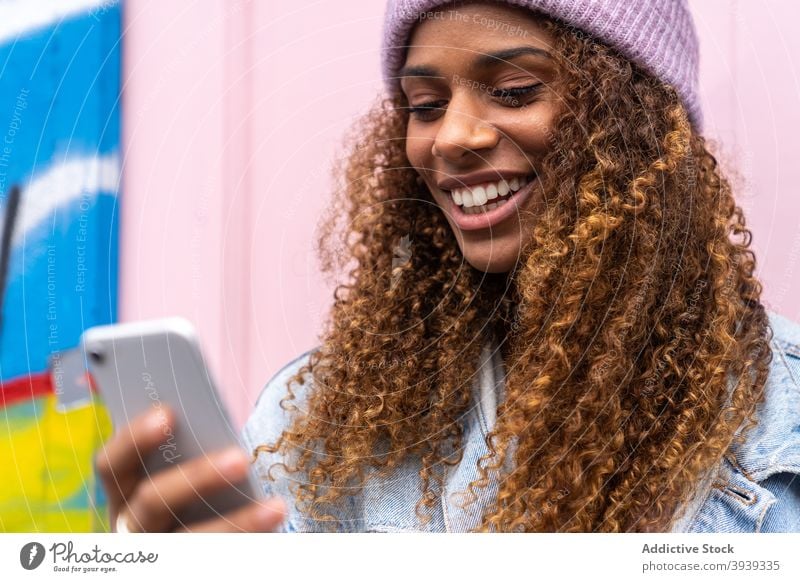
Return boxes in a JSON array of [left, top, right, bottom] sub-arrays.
[[123, 446, 252, 533], [95, 407, 176, 512], [174, 497, 287, 533]]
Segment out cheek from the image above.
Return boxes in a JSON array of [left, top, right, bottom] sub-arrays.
[[405, 128, 430, 169], [502, 105, 560, 151]]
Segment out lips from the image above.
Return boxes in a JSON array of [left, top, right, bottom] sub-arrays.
[[440, 174, 539, 231]]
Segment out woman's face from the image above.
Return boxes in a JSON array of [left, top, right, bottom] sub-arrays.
[[400, 2, 560, 273]]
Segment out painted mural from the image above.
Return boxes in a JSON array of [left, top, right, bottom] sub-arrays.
[[0, 0, 120, 532]]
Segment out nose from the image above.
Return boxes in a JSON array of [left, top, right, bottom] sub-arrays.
[[432, 90, 500, 162]]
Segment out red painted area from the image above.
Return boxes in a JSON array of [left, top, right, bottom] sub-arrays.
[[0, 372, 52, 408], [0, 369, 97, 409]]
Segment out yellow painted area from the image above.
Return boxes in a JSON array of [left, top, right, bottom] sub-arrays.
[[0, 394, 112, 532]]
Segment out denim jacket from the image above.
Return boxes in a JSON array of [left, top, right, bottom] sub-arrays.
[[241, 311, 800, 532]]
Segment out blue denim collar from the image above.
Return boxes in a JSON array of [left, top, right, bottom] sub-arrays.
[[673, 311, 800, 532]]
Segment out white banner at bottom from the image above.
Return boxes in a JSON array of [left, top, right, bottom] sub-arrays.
[[1, 533, 798, 581]]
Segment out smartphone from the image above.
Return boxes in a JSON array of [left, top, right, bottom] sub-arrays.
[[81, 317, 264, 526]]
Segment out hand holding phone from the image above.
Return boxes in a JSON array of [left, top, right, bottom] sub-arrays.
[[95, 406, 286, 533], [84, 317, 286, 532]]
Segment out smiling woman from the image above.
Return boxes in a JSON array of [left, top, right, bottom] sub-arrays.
[[97, 0, 800, 534], [399, 4, 560, 272], [237, 0, 800, 533]]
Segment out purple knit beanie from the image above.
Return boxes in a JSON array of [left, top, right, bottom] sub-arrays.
[[381, 0, 703, 129]]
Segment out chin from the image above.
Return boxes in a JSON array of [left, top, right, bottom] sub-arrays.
[[464, 251, 518, 274]]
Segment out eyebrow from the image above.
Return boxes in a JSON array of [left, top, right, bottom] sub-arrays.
[[397, 46, 551, 79]]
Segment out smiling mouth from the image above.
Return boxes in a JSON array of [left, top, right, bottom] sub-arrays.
[[442, 173, 537, 214]]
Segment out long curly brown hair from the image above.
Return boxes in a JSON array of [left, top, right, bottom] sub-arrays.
[[253, 15, 773, 532]]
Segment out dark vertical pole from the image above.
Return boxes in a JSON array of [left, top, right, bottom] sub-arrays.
[[0, 184, 22, 348]]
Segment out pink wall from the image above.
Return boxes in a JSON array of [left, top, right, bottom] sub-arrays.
[[120, 0, 800, 427], [690, 0, 800, 318]]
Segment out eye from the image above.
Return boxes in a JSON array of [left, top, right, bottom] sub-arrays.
[[490, 83, 544, 107], [408, 100, 447, 122], [407, 82, 544, 121]]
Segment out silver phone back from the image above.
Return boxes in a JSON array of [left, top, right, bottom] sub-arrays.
[[81, 317, 263, 525]]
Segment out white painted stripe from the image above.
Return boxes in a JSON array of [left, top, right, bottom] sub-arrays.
[[0, 0, 116, 45], [5, 152, 119, 246]]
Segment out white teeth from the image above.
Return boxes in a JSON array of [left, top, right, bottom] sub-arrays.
[[449, 174, 535, 209], [472, 186, 487, 206]]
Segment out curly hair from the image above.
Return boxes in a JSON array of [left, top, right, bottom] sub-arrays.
[[253, 15, 773, 532]]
